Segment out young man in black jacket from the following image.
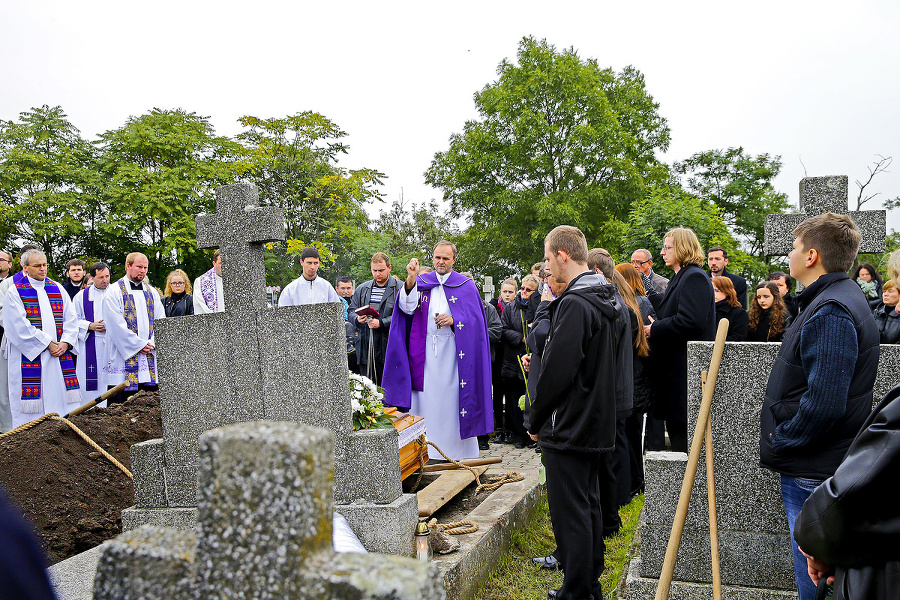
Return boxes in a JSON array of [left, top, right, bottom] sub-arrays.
[[527, 225, 627, 600]]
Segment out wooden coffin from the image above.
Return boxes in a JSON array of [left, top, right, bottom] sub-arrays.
[[384, 407, 428, 480]]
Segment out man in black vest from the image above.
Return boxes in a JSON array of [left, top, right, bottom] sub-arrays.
[[759, 212, 880, 600]]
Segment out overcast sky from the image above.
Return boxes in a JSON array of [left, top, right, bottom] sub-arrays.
[[3, 0, 899, 234]]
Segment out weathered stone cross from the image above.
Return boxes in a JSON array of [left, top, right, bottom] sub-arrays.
[[764, 175, 886, 256], [195, 183, 284, 318]]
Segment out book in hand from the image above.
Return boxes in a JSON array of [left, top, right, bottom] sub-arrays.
[[354, 305, 381, 318]]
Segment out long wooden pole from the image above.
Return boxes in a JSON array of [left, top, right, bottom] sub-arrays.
[[65, 381, 128, 417], [654, 319, 729, 600], [702, 372, 723, 600]]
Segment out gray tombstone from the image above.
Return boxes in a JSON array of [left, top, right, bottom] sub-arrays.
[[123, 183, 417, 556], [95, 421, 445, 600], [764, 175, 886, 256]]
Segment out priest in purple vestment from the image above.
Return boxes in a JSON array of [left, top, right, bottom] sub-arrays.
[[383, 241, 492, 460]]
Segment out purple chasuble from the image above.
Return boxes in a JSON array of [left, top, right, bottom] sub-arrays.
[[83, 287, 99, 391], [383, 270, 493, 439]]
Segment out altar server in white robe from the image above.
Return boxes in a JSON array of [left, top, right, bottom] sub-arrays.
[[103, 252, 165, 405], [2, 249, 81, 428], [193, 249, 224, 314], [278, 247, 341, 306], [73, 262, 112, 407]]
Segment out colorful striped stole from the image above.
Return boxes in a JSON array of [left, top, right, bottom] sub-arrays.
[[119, 279, 157, 391], [13, 271, 80, 413]]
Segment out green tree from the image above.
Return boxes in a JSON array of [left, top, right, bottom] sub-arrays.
[[237, 112, 384, 283], [0, 105, 101, 275], [425, 36, 671, 276], [673, 147, 790, 269], [627, 187, 739, 280], [96, 108, 243, 279]]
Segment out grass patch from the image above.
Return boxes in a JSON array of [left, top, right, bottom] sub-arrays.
[[474, 493, 643, 600]]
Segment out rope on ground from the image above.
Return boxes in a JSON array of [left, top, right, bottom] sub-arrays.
[[0, 413, 132, 479], [409, 439, 524, 496], [427, 518, 478, 535]]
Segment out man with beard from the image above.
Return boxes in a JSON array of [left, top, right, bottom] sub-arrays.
[[62, 258, 87, 299], [350, 253, 401, 385], [103, 253, 165, 405]]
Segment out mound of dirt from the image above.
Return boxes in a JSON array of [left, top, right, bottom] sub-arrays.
[[0, 391, 162, 564]]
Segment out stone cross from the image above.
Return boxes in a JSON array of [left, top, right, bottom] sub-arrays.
[[195, 183, 284, 320], [123, 183, 418, 556], [764, 175, 886, 256], [482, 276, 494, 302], [95, 421, 445, 600]]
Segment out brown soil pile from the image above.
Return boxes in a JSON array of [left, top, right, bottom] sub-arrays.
[[0, 391, 162, 564]]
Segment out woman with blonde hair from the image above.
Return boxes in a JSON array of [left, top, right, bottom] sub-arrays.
[[162, 269, 194, 317], [712, 276, 748, 342], [643, 227, 716, 452]]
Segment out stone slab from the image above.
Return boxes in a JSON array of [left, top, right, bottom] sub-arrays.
[[130, 438, 166, 508], [49, 545, 104, 600], [625, 558, 797, 600], [336, 493, 418, 556], [342, 427, 403, 504], [121, 507, 198, 532]]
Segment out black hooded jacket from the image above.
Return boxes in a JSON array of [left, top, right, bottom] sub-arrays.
[[528, 272, 627, 454]]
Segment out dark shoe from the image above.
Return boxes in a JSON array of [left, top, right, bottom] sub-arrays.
[[532, 555, 561, 570], [547, 589, 559, 599], [514, 441, 526, 449], [535, 446, 542, 454], [502, 432, 514, 444], [478, 441, 490, 451], [526, 441, 537, 449]]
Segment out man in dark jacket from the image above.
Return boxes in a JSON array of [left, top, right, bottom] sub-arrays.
[[528, 225, 626, 600], [62, 258, 86, 299], [707, 246, 747, 308], [349, 253, 401, 385], [759, 212, 880, 600], [768, 270, 799, 319]]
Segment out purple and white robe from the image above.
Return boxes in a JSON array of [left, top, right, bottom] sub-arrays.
[[73, 285, 110, 405]]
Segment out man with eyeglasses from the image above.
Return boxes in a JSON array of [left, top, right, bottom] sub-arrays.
[[630, 248, 668, 294], [0, 251, 11, 283]]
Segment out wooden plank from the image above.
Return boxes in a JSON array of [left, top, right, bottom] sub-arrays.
[[417, 465, 489, 517], [422, 457, 501, 472]]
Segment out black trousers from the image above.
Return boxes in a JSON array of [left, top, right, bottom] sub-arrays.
[[502, 376, 527, 443], [543, 448, 604, 600], [624, 412, 646, 496], [610, 414, 633, 509], [106, 383, 158, 406], [644, 417, 688, 453]]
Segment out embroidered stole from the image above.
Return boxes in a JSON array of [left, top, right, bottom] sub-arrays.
[[198, 268, 218, 311], [83, 287, 99, 391], [119, 280, 157, 391], [14, 272, 80, 413]]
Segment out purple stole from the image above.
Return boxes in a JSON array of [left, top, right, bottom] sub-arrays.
[[83, 287, 100, 391], [198, 268, 218, 311], [119, 280, 157, 391], [382, 271, 493, 439], [13, 272, 80, 412]]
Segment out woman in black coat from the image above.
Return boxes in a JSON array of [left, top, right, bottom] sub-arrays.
[[712, 276, 748, 341], [644, 228, 716, 452], [499, 274, 539, 447], [747, 281, 790, 342], [873, 280, 900, 344], [161, 269, 194, 317], [851, 262, 884, 310]]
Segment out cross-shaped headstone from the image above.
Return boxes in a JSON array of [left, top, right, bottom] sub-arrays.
[[195, 183, 284, 319], [482, 276, 494, 302], [95, 421, 445, 600], [764, 175, 886, 256]]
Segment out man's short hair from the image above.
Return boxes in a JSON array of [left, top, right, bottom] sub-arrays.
[[371, 252, 391, 268], [767, 270, 793, 290], [22, 249, 46, 267], [18, 244, 40, 267], [587, 248, 615, 278], [707, 246, 727, 259], [433, 240, 457, 259], [125, 252, 148, 266], [300, 247, 320, 261], [336, 276, 353, 285], [90, 262, 110, 277], [545, 226, 588, 263], [634, 248, 653, 263], [665, 227, 705, 268], [213, 249, 221, 261], [793, 212, 862, 273], [531, 262, 543, 272], [66, 258, 86, 270]]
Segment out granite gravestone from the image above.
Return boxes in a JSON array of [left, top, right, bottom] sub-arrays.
[[122, 183, 418, 556], [95, 421, 445, 600], [764, 175, 886, 256], [625, 342, 900, 599]]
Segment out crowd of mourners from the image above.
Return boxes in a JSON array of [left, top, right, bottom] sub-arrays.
[[1, 215, 900, 600]]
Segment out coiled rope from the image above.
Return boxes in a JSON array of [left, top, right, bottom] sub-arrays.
[[0, 413, 133, 479]]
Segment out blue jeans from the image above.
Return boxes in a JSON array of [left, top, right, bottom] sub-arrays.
[[780, 475, 823, 600]]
